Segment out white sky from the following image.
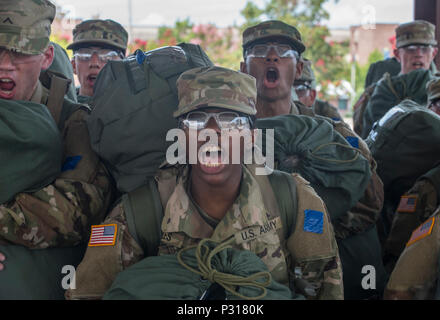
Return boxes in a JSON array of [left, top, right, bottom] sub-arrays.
[[53, 0, 414, 29]]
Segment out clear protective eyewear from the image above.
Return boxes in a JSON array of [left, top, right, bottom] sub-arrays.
[[181, 111, 252, 131], [74, 48, 120, 63], [429, 99, 440, 115], [246, 43, 299, 59], [294, 84, 311, 98], [0, 48, 42, 65], [402, 45, 433, 54]]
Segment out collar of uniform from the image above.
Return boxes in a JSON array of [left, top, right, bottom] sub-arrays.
[[161, 165, 270, 241], [29, 80, 49, 105], [290, 101, 300, 115]]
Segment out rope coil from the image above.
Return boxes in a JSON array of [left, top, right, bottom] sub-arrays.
[[177, 238, 272, 300]]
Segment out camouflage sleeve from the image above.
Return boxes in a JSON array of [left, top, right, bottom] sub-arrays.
[[384, 178, 438, 268], [384, 208, 440, 300], [65, 202, 144, 300], [0, 109, 114, 248], [286, 174, 344, 300]]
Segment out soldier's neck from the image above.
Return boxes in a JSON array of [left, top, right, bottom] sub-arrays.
[[256, 95, 291, 119], [190, 166, 242, 221]]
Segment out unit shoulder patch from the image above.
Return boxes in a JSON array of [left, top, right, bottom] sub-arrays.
[[406, 217, 435, 247], [303, 210, 324, 234], [88, 224, 118, 247]]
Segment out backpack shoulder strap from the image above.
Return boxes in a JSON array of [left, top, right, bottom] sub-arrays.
[[122, 179, 164, 257], [40, 70, 72, 125], [122, 170, 178, 256]]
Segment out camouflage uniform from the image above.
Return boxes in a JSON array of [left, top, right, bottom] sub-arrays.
[[67, 19, 128, 104], [361, 20, 438, 138], [384, 206, 440, 299], [383, 79, 440, 271], [67, 66, 343, 300], [243, 20, 387, 299], [0, 0, 113, 250]]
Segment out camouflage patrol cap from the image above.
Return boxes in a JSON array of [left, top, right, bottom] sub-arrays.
[[426, 77, 440, 104], [67, 19, 128, 52], [242, 20, 305, 54], [295, 58, 316, 89], [0, 0, 55, 55], [396, 20, 437, 49], [174, 66, 257, 118]]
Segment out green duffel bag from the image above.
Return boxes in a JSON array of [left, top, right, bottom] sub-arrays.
[[0, 244, 86, 300], [366, 100, 440, 209], [87, 44, 213, 193], [103, 239, 299, 300], [337, 225, 389, 300], [256, 115, 371, 222], [361, 68, 434, 138], [0, 99, 62, 204]]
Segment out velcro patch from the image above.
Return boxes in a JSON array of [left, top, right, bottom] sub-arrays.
[[406, 217, 435, 247], [346, 136, 359, 149], [61, 155, 82, 172], [234, 217, 281, 244], [88, 224, 117, 247], [304, 210, 324, 234], [397, 195, 418, 213]]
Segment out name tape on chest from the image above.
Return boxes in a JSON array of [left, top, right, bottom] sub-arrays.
[[235, 216, 281, 245], [406, 217, 435, 247], [397, 195, 418, 213], [88, 224, 117, 247]]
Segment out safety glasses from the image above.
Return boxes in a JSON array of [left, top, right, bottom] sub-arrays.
[[0, 48, 42, 65], [294, 84, 312, 98], [74, 49, 120, 63], [402, 45, 433, 54], [180, 111, 252, 130], [246, 43, 299, 59]]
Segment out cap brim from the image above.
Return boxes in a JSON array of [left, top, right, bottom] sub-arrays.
[[173, 102, 256, 118], [67, 39, 126, 51], [397, 39, 438, 48], [245, 34, 306, 54]]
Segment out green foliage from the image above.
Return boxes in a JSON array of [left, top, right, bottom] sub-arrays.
[[353, 49, 384, 101]]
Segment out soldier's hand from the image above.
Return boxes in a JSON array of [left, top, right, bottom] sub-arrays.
[[0, 252, 5, 271]]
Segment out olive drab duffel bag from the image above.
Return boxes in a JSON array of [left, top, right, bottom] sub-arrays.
[[87, 43, 214, 193], [103, 240, 298, 300], [256, 114, 371, 223], [0, 244, 86, 300], [0, 99, 62, 204], [366, 100, 440, 212], [361, 68, 435, 138]]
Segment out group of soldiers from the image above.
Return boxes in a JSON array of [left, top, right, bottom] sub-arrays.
[[1, 0, 440, 300]]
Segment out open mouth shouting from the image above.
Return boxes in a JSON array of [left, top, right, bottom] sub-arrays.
[[198, 144, 228, 174], [86, 74, 98, 88], [0, 77, 16, 99], [412, 61, 425, 69], [263, 67, 280, 89]]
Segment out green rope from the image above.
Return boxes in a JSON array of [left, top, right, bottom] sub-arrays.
[[2, 206, 25, 226], [310, 142, 361, 164], [177, 238, 272, 300]]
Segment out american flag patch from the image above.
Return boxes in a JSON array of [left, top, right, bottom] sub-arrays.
[[406, 217, 435, 247], [397, 195, 418, 213], [88, 224, 117, 247]]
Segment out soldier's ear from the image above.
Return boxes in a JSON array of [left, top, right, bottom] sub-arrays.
[[394, 49, 401, 62], [41, 45, 54, 70], [295, 58, 304, 80], [432, 47, 438, 59], [310, 89, 317, 103], [240, 61, 247, 73], [71, 58, 77, 75]]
